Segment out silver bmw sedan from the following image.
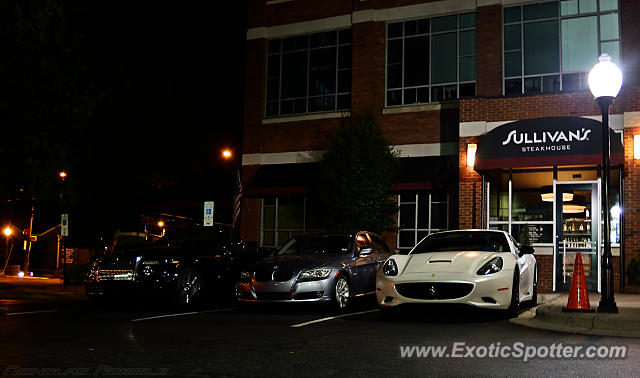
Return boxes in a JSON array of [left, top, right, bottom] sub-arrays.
[[235, 232, 391, 310]]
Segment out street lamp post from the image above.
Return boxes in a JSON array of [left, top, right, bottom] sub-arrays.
[[59, 171, 68, 287], [588, 54, 622, 313]]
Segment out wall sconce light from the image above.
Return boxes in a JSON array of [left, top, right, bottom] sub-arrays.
[[635, 135, 640, 160], [467, 143, 477, 167]]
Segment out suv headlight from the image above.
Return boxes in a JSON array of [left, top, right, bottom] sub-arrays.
[[476, 257, 503, 275], [239, 271, 252, 282], [383, 259, 398, 276], [299, 268, 332, 280]]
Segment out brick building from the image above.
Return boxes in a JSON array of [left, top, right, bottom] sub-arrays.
[[240, 0, 640, 293]]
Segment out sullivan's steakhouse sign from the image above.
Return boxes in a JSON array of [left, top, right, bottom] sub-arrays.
[[474, 117, 623, 170]]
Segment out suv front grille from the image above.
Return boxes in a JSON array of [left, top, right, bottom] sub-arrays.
[[97, 269, 134, 281], [395, 282, 474, 300]]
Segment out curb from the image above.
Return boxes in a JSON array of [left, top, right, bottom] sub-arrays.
[[510, 296, 640, 338]]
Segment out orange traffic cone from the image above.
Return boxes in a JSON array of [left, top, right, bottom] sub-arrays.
[[563, 252, 595, 312]]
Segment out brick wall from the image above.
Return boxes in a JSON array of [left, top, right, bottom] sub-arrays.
[[536, 255, 553, 293], [458, 136, 482, 229], [476, 5, 502, 97], [243, 38, 267, 155], [624, 126, 640, 289], [620, 0, 640, 88], [240, 198, 262, 244], [352, 21, 385, 115]]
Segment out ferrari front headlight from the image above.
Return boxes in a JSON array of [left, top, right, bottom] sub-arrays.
[[476, 257, 503, 275]]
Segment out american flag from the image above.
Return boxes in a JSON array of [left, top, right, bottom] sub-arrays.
[[232, 170, 243, 229]]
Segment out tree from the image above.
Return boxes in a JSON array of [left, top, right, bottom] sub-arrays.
[[317, 113, 399, 234]]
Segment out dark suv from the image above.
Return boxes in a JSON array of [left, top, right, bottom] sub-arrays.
[[85, 224, 265, 306]]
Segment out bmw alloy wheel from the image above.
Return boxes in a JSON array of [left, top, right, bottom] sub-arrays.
[[334, 276, 350, 309], [177, 269, 202, 305]]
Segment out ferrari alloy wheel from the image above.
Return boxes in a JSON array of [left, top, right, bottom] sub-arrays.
[[333, 276, 351, 310], [176, 268, 203, 306]]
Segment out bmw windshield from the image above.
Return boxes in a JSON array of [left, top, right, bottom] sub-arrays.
[[277, 235, 353, 256], [409, 231, 510, 254]]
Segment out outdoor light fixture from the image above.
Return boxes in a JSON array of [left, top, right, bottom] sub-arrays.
[[157, 221, 164, 228], [588, 54, 623, 99], [467, 143, 477, 167], [541, 192, 573, 202], [635, 135, 640, 160], [3, 227, 11, 237], [59, 171, 67, 179], [540, 186, 573, 202], [222, 149, 232, 159], [588, 53, 621, 313], [562, 204, 586, 214]]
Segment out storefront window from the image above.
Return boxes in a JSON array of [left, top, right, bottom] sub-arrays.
[[397, 191, 449, 251], [512, 170, 553, 221], [488, 171, 509, 222], [488, 169, 554, 246], [261, 195, 323, 247]]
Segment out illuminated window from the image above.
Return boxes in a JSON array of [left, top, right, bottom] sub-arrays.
[[503, 0, 620, 95]]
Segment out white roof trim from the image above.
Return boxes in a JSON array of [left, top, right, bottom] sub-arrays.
[[242, 142, 457, 166]]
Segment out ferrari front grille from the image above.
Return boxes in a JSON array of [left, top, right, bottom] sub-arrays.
[[395, 282, 474, 300]]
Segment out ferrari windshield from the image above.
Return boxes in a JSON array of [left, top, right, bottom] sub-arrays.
[[410, 231, 510, 254], [277, 235, 353, 256]]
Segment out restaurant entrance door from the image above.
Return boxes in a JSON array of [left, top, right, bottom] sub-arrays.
[[555, 182, 599, 292]]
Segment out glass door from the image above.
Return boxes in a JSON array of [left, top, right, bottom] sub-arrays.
[[555, 183, 599, 292]]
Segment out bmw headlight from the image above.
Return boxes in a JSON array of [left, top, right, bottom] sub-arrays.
[[476, 257, 503, 275], [299, 268, 332, 280], [383, 259, 398, 276], [239, 271, 252, 282]]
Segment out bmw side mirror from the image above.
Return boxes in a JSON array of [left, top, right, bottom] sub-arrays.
[[359, 247, 373, 257]]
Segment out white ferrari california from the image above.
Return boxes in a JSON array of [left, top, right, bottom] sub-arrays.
[[376, 230, 537, 315]]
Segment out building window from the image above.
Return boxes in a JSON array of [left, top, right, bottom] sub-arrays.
[[488, 170, 555, 246], [503, 0, 620, 95], [386, 12, 476, 106], [261, 195, 323, 247], [397, 192, 449, 251], [265, 29, 352, 117]]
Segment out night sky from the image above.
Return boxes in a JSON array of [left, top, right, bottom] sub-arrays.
[[1, 0, 248, 242], [73, 0, 247, 185]]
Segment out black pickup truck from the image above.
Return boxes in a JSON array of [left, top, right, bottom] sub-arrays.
[[85, 224, 268, 306]]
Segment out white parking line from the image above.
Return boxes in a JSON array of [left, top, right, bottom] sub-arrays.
[[290, 309, 380, 328], [130, 307, 233, 322], [6, 309, 61, 316]]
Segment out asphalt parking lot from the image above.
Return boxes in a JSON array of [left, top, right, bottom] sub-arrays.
[[2, 294, 639, 377]]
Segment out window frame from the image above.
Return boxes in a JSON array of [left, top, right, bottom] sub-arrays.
[[261, 195, 324, 247], [385, 12, 477, 107], [397, 192, 450, 251], [502, 0, 621, 95], [264, 28, 352, 118]]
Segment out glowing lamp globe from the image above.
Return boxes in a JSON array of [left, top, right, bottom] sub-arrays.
[[588, 54, 622, 99]]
